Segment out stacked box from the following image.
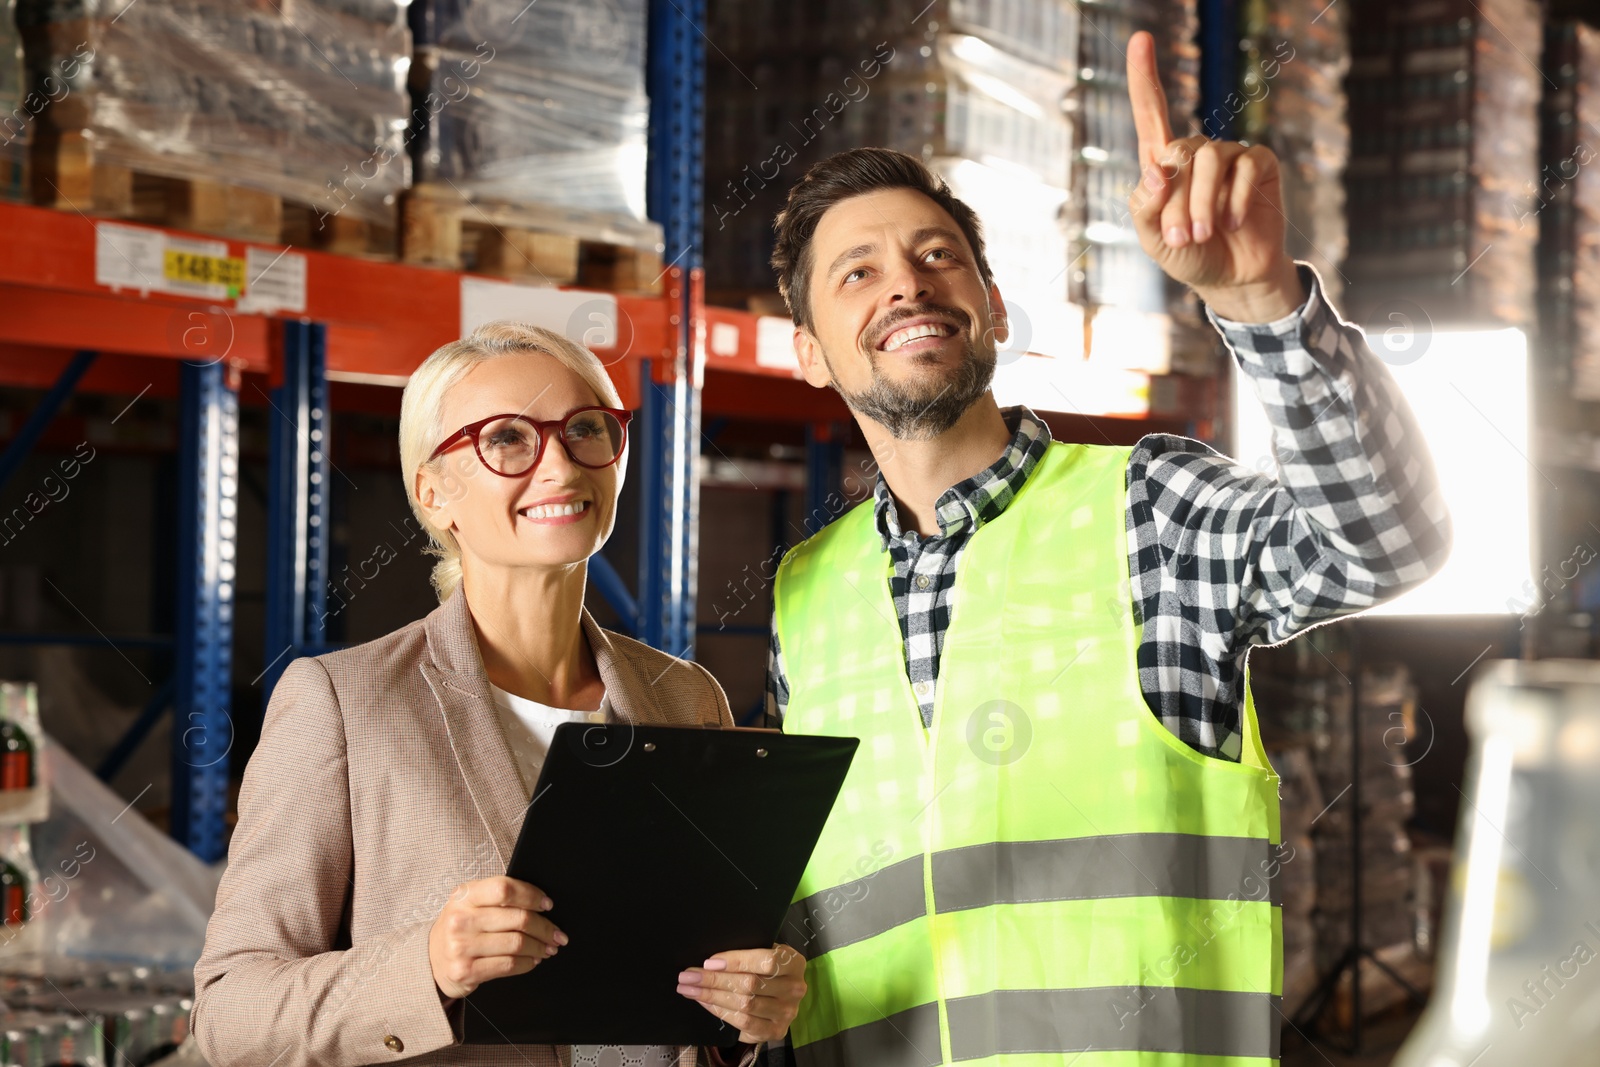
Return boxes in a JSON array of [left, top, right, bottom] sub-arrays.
[[1539, 21, 1600, 401], [1342, 0, 1541, 328], [406, 0, 649, 225], [1267, 744, 1322, 1014], [17, 0, 410, 229], [1238, 0, 1349, 305], [1253, 641, 1430, 999], [1066, 0, 1216, 376], [0, 0, 25, 200], [704, 0, 1079, 324]]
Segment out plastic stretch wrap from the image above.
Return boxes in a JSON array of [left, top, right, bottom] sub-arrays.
[[409, 48, 648, 219], [410, 0, 644, 88], [715, 0, 1080, 75], [704, 0, 1078, 310], [406, 0, 648, 221], [1342, 0, 1540, 327], [933, 156, 1070, 312], [887, 34, 1073, 188], [16, 0, 410, 224], [1068, 0, 1202, 354], [0, 739, 220, 970]]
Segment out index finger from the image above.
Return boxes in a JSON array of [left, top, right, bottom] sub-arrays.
[[1126, 30, 1173, 169]]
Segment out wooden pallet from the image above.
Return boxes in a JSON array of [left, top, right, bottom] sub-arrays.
[[402, 184, 665, 294], [0, 143, 28, 205], [30, 131, 397, 257], [706, 287, 790, 316]]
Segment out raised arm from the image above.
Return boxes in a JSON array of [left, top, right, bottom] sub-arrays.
[[1121, 31, 1451, 656]]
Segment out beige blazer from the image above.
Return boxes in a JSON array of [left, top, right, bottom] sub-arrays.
[[193, 590, 753, 1067]]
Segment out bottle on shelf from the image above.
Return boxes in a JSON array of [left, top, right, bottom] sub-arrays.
[[1, 856, 26, 926], [0, 718, 34, 791]]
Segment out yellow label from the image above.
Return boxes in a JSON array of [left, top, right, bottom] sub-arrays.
[[163, 250, 246, 294]]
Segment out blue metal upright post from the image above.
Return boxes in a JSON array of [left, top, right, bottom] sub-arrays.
[[0, 349, 97, 493], [804, 422, 845, 535], [263, 321, 331, 702], [642, 0, 705, 657], [1199, 0, 1239, 139], [172, 360, 240, 863]]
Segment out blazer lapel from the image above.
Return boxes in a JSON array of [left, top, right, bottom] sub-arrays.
[[581, 609, 658, 725], [420, 591, 528, 870]]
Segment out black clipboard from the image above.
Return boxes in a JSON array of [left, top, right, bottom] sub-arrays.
[[462, 722, 858, 1045]]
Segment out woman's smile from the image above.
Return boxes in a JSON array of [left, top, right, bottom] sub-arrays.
[[519, 498, 594, 525]]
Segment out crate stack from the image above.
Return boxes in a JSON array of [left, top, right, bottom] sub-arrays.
[[1342, 0, 1541, 328], [0, 957, 194, 1067], [1237, 0, 1350, 306], [1539, 21, 1600, 403], [17, 0, 410, 253], [704, 0, 1080, 348], [0, 0, 24, 201], [1067, 0, 1217, 378], [1253, 636, 1435, 1023], [1266, 743, 1322, 1016], [404, 0, 664, 290], [1310, 663, 1421, 970]]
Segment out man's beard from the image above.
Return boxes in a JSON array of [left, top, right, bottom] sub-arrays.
[[825, 303, 997, 441]]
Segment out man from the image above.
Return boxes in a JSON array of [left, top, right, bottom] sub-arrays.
[[756, 31, 1450, 1067]]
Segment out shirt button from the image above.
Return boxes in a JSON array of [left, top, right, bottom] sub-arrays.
[[588, 711, 605, 722], [914, 681, 932, 698], [383, 1035, 404, 1053], [914, 574, 932, 590]]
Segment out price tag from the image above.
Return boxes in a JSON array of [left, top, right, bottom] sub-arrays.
[[163, 249, 245, 296]]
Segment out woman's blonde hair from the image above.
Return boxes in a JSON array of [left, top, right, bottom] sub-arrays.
[[399, 320, 625, 602]]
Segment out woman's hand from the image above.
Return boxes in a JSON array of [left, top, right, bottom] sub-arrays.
[[677, 945, 807, 1043], [428, 876, 568, 999]]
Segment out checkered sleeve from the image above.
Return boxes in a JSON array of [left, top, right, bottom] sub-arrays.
[[1126, 264, 1452, 755], [765, 614, 789, 728]]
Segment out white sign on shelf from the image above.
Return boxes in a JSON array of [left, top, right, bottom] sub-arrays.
[[709, 321, 740, 358], [94, 222, 248, 304], [460, 276, 618, 350], [237, 246, 308, 315], [755, 316, 800, 373]]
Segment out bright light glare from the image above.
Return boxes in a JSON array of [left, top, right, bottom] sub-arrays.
[[1232, 328, 1532, 616]]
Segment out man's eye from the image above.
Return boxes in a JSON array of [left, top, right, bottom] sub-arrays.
[[925, 248, 955, 262], [844, 268, 868, 283]]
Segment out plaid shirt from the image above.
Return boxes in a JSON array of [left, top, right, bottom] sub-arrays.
[[765, 265, 1452, 760]]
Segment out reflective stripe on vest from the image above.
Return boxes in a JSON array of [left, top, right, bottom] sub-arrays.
[[798, 988, 1284, 1066], [774, 441, 1283, 1066], [784, 836, 1290, 959]]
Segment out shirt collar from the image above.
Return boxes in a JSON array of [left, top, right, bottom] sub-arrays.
[[872, 405, 1053, 548]]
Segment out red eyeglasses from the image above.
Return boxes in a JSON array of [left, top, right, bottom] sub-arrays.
[[429, 407, 633, 477]]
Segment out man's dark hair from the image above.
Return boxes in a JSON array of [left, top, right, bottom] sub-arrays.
[[770, 148, 995, 330]]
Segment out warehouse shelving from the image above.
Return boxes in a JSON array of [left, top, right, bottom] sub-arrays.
[[0, 194, 710, 861], [0, 0, 1225, 861]]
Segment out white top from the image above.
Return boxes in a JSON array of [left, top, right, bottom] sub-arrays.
[[488, 683, 610, 792]]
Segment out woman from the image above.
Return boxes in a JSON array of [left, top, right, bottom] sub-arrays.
[[193, 322, 804, 1067]]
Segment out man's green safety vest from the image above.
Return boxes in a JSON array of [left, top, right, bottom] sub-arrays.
[[774, 441, 1284, 1067]]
